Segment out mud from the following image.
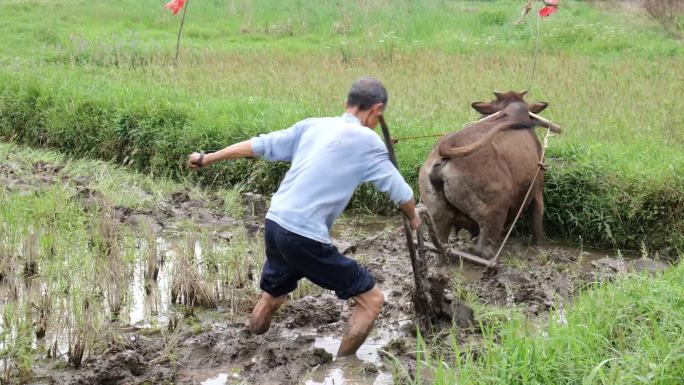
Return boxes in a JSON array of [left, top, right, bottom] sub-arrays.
[[1, 159, 246, 234], [1, 159, 673, 385], [176, 325, 334, 385], [35, 228, 663, 385]]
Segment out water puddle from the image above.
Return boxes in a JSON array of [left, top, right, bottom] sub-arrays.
[[332, 216, 394, 239], [305, 362, 394, 385], [126, 226, 248, 327], [129, 236, 175, 326], [202, 372, 230, 385], [179, 366, 245, 385], [490, 238, 638, 272], [305, 318, 409, 385]]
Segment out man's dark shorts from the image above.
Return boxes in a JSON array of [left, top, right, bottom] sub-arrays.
[[259, 219, 375, 300]]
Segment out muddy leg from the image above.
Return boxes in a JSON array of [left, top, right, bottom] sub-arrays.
[[417, 204, 448, 264], [427, 206, 455, 246], [466, 221, 479, 241], [475, 211, 507, 260], [337, 286, 384, 357], [530, 195, 544, 245], [248, 292, 287, 334]]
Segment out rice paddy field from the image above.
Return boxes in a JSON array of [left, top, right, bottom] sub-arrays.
[[1, 0, 683, 252], [1, 1, 683, 384]]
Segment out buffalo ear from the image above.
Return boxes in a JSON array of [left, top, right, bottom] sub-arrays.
[[471, 102, 499, 115], [529, 102, 548, 113]]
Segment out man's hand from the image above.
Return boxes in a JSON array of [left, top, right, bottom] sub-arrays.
[[409, 208, 421, 230], [187, 152, 203, 171], [187, 140, 257, 171], [399, 198, 421, 230]]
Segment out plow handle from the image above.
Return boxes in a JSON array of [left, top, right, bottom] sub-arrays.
[[378, 116, 423, 290]]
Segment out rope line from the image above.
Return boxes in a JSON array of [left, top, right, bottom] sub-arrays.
[[528, 12, 543, 91], [392, 132, 448, 143]]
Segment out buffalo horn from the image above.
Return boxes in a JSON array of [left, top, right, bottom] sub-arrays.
[[476, 110, 503, 122], [529, 112, 562, 133]]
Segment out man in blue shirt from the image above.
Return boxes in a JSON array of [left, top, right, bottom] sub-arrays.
[[188, 78, 420, 357]]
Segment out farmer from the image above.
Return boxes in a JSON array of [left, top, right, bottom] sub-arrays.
[[187, 77, 420, 357]]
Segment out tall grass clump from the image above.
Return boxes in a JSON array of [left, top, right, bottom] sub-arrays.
[[399, 263, 684, 385], [91, 205, 134, 322], [544, 146, 684, 257], [1, 186, 108, 376], [170, 235, 219, 317]]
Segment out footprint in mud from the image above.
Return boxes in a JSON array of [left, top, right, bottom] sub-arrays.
[[304, 356, 393, 385], [278, 294, 343, 328], [180, 327, 334, 385]]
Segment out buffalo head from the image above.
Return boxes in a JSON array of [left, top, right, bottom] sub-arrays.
[[471, 91, 561, 134], [471, 90, 548, 116]]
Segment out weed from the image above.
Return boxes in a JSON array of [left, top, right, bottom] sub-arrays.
[[170, 236, 218, 316], [93, 205, 128, 322], [143, 231, 160, 296]]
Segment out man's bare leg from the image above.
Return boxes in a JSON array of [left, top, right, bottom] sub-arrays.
[[249, 292, 287, 334], [337, 286, 384, 357]]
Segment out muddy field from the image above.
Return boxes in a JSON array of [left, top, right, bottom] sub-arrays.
[[0, 158, 670, 385]]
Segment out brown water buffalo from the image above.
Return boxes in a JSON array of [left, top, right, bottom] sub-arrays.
[[418, 91, 562, 260]]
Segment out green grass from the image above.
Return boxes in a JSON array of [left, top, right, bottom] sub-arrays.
[[0, 141, 193, 210], [1, 0, 683, 253], [402, 263, 684, 385]]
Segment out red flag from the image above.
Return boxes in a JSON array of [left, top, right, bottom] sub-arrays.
[[538, 5, 557, 17], [539, 0, 559, 17], [165, 0, 186, 16]]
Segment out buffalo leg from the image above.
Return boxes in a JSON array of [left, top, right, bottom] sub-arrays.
[[530, 193, 544, 245], [425, 201, 455, 246], [417, 204, 448, 265], [475, 210, 507, 260]]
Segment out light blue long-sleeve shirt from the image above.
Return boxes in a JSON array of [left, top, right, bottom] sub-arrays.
[[251, 113, 413, 244]]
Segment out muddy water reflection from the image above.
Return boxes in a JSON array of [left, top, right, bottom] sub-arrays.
[[127, 229, 240, 326], [130, 237, 174, 326], [305, 319, 409, 385], [306, 365, 394, 385], [313, 328, 397, 363], [307, 339, 395, 385], [202, 372, 229, 385]]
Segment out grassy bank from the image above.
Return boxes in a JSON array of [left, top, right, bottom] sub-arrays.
[[1, 0, 683, 253], [403, 263, 684, 385]]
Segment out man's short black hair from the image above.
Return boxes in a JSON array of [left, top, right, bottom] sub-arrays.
[[346, 77, 388, 111]]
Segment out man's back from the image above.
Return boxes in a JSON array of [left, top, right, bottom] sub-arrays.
[[251, 113, 412, 243]]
